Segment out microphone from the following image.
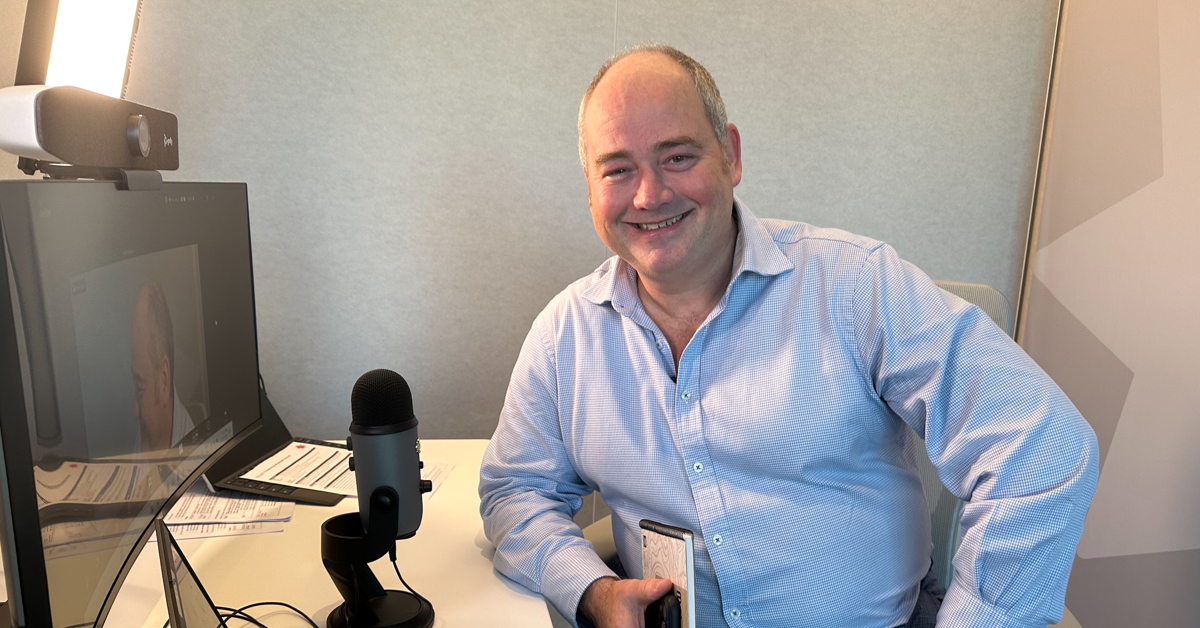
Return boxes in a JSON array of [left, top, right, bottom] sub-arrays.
[[347, 369, 430, 538], [321, 369, 437, 627]]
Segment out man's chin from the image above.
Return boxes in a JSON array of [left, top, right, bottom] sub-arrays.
[[625, 252, 692, 282]]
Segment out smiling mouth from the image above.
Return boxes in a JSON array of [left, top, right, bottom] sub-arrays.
[[634, 210, 692, 231]]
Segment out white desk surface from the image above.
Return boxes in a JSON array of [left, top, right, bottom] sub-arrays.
[[107, 439, 551, 628]]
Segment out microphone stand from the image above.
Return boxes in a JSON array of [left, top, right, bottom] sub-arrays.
[[321, 487, 434, 628]]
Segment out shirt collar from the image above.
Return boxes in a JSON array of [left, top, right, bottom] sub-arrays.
[[582, 196, 794, 307], [733, 197, 794, 278]]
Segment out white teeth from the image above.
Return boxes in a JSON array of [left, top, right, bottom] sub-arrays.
[[636, 212, 686, 230]]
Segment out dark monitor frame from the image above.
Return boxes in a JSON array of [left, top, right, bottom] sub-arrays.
[[0, 180, 262, 628]]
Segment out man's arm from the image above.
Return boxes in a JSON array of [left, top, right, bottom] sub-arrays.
[[478, 315, 617, 626], [850, 244, 1099, 628]]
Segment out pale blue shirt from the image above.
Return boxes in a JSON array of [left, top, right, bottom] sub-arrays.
[[479, 200, 1098, 628]]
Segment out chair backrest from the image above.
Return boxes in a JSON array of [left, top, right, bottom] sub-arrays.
[[934, 280, 1013, 336], [915, 281, 1013, 589]]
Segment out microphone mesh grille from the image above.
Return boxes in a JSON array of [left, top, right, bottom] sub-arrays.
[[350, 369, 414, 427]]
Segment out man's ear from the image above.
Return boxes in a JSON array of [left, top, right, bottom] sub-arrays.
[[158, 355, 171, 397], [724, 123, 743, 187]]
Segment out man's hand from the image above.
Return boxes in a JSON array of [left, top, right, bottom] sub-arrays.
[[578, 576, 675, 628]]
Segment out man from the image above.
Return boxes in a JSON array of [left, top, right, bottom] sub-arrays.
[[131, 282, 195, 452], [480, 46, 1098, 628]]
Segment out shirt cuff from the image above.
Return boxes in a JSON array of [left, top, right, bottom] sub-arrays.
[[539, 542, 618, 628], [937, 579, 1048, 628]]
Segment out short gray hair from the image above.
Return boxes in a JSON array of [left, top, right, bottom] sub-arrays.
[[577, 45, 729, 169]]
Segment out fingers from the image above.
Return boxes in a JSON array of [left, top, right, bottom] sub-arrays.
[[581, 577, 678, 628], [635, 578, 675, 604]]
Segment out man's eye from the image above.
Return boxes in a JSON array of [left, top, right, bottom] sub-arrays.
[[603, 167, 629, 178], [666, 154, 694, 165]]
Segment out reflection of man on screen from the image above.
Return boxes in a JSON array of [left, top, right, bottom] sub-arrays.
[[131, 283, 195, 452]]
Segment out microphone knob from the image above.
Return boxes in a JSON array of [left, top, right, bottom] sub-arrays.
[[348, 456, 355, 472], [419, 480, 433, 494], [346, 435, 353, 450], [419, 461, 424, 469]]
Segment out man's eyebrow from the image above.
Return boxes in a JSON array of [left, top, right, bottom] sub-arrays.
[[593, 150, 632, 168], [592, 137, 705, 169], [654, 136, 703, 152]]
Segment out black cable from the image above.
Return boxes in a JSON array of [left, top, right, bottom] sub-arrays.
[[227, 601, 321, 628], [162, 610, 237, 628], [390, 544, 430, 607], [215, 606, 270, 628], [160, 601, 315, 628]]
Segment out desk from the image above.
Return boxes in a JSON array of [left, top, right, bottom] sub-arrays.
[[106, 439, 552, 628]]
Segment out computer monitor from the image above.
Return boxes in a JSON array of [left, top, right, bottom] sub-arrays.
[[0, 179, 261, 627]]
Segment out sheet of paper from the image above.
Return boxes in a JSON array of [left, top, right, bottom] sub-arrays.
[[239, 442, 454, 501], [41, 518, 136, 560], [35, 460, 176, 507], [166, 521, 287, 540], [419, 462, 454, 502], [36, 425, 237, 510], [241, 441, 353, 493], [164, 482, 294, 525]]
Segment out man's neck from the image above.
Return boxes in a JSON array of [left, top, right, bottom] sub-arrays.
[[636, 220, 739, 368]]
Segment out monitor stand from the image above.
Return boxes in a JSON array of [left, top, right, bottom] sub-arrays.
[[0, 523, 224, 628], [153, 519, 224, 628]]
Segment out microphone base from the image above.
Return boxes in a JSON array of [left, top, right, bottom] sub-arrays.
[[327, 591, 434, 628]]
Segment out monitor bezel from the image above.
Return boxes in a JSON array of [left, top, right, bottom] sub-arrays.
[[0, 181, 51, 628], [0, 179, 263, 628]]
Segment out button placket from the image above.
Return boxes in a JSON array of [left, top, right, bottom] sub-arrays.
[[676, 327, 750, 624]]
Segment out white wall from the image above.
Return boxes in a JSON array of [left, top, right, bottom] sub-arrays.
[[1021, 0, 1200, 625], [5, 1, 1060, 438]]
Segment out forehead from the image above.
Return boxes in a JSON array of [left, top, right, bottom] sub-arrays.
[[584, 53, 712, 151]]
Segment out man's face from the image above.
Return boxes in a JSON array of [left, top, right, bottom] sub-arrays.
[[581, 53, 742, 285], [131, 304, 172, 452]]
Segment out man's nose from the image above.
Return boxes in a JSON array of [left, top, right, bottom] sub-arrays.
[[633, 168, 673, 210]]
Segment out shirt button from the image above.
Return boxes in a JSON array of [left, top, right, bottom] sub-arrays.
[[713, 534, 723, 546], [655, 340, 662, 349], [681, 391, 691, 401], [730, 609, 741, 619], [693, 462, 704, 473]]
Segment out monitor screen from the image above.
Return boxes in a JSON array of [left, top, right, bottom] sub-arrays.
[[0, 180, 260, 627]]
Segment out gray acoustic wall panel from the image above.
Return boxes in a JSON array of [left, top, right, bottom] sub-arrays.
[[6, 1, 1059, 438], [615, 0, 1057, 307]]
